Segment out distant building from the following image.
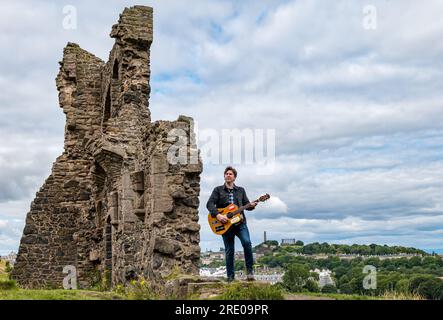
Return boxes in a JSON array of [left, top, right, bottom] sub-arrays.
[[281, 239, 296, 246], [311, 268, 335, 288], [200, 266, 226, 278], [253, 274, 283, 285]]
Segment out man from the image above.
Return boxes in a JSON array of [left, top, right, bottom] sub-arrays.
[[206, 166, 258, 282]]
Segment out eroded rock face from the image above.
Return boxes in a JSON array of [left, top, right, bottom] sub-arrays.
[[12, 6, 202, 289]]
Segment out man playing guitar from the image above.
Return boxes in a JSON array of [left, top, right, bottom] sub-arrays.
[[206, 166, 258, 282]]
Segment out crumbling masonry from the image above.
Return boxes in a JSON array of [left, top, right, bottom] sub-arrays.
[[12, 6, 202, 289]]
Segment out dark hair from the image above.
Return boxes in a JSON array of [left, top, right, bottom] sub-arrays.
[[224, 166, 237, 178]]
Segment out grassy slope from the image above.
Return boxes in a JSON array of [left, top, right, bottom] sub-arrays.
[[0, 289, 124, 300], [0, 262, 396, 300], [0, 259, 124, 300]]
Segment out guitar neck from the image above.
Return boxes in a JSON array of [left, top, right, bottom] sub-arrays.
[[231, 198, 260, 215]]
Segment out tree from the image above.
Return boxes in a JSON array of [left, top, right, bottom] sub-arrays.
[[295, 240, 304, 246], [417, 278, 443, 300], [338, 274, 350, 287], [333, 266, 348, 280], [348, 275, 365, 294], [395, 278, 411, 294], [305, 279, 320, 292], [282, 263, 310, 292], [408, 256, 422, 268], [410, 275, 435, 293]]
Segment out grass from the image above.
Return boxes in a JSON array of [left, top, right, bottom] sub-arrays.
[[0, 260, 124, 300], [381, 290, 425, 300], [284, 290, 427, 300], [214, 282, 383, 300], [288, 291, 380, 300], [214, 282, 285, 300], [0, 289, 125, 300]]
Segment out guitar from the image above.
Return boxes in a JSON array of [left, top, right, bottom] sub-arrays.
[[208, 194, 270, 235]]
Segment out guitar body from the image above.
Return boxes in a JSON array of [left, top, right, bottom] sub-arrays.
[[207, 204, 244, 235], [207, 193, 270, 236]]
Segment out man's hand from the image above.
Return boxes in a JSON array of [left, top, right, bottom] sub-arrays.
[[216, 213, 229, 224], [249, 201, 258, 208]]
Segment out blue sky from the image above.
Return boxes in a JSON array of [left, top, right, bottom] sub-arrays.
[[1, 0, 443, 254]]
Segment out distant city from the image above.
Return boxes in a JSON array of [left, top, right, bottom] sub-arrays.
[[198, 234, 440, 287], [3, 236, 442, 289]]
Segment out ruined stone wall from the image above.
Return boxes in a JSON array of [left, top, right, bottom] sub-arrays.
[[11, 44, 104, 288], [12, 6, 202, 289]]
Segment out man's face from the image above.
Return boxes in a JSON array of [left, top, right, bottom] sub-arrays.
[[224, 170, 235, 183]]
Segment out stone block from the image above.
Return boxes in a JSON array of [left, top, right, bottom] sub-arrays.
[[153, 237, 179, 256], [152, 154, 169, 173]]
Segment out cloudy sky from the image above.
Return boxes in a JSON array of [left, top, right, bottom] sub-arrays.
[[1, 0, 443, 255]]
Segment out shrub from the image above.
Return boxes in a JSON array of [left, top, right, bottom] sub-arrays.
[[339, 283, 353, 294], [84, 268, 112, 292], [218, 283, 284, 300], [123, 277, 159, 300], [0, 280, 17, 290], [321, 284, 338, 294]]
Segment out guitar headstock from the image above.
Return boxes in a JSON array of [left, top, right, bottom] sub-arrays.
[[258, 193, 270, 202]]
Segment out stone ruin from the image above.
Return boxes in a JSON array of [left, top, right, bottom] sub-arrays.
[[12, 6, 203, 289]]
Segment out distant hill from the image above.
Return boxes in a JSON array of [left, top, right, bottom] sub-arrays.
[[254, 241, 428, 256]]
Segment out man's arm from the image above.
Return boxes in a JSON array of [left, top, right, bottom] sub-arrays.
[[243, 188, 256, 211], [206, 187, 220, 218]]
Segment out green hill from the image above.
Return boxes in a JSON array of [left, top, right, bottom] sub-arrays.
[[254, 241, 428, 256]]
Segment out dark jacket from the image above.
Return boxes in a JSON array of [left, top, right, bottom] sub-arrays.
[[206, 183, 255, 223]]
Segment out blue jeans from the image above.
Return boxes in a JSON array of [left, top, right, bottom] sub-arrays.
[[222, 222, 254, 279]]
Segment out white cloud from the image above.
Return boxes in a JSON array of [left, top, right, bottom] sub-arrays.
[[261, 196, 288, 214]]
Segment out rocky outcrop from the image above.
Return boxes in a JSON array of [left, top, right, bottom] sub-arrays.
[[12, 6, 202, 289]]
